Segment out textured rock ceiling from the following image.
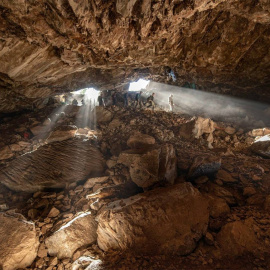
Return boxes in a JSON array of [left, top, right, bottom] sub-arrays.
[[0, 0, 270, 113]]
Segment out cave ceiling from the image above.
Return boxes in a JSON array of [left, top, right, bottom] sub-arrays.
[[0, 0, 269, 113]]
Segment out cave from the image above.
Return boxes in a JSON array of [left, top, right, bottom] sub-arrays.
[[0, 1, 270, 269]]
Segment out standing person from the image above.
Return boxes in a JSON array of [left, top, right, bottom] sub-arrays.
[[98, 94, 104, 106], [111, 92, 117, 107], [72, 98, 78, 106], [123, 92, 128, 107], [169, 94, 174, 112], [135, 91, 143, 109], [146, 93, 155, 110]]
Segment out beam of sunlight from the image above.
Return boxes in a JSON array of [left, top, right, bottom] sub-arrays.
[[144, 81, 270, 128], [74, 88, 100, 130]]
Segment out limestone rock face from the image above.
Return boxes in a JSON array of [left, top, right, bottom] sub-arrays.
[[250, 135, 270, 158], [118, 144, 177, 188], [0, 1, 269, 113], [217, 220, 259, 256], [0, 139, 105, 192], [45, 212, 97, 259], [0, 212, 39, 270], [97, 183, 209, 255]]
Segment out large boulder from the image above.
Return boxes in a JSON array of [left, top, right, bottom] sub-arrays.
[[0, 212, 39, 270], [118, 144, 177, 188], [97, 183, 209, 255], [45, 212, 97, 259], [217, 220, 259, 256], [250, 135, 270, 158], [0, 139, 105, 192], [96, 107, 113, 124]]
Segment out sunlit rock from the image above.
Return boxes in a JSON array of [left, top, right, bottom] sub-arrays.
[[0, 212, 39, 270], [45, 212, 97, 259], [46, 125, 78, 143], [0, 139, 105, 192], [97, 183, 209, 255], [250, 135, 270, 158]]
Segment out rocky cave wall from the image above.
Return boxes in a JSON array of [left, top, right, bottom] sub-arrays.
[[0, 0, 270, 113]]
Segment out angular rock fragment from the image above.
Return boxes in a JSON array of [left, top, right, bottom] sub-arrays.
[[216, 170, 237, 183], [0, 139, 105, 192], [118, 143, 177, 188], [127, 132, 155, 149], [0, 212, 39, 270], [45, 212, 97, 259], [97, 183, 209, 255], [217, 220, 259, 256], [0, 146, 14, 160]]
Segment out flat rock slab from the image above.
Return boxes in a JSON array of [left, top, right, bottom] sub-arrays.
[[97, 183, 209, 255], [0, 139, 105, 192], [45, 212, 97, 259], [0, 212, 39, 270]]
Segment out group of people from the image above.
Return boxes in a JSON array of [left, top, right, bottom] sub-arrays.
[[97, 91, 157, 110], [70, 91, 175, 112]]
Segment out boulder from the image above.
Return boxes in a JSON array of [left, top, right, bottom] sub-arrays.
[[204, 194, 230, 218], [250, 135, 270, 158], [158, 144, 177, 184], [0, 146, 14, 160], [97, 183, 209, 255], [217, 220, 258, 256], [118, 144, 177, 188], [207, 183, 236, 205], [0, 212, 39, 270], [30, 125, 50, 136], [0, 139, 105, 192], [127, 132, 155, 149], [46, 125, 77, 143], [45, 212, 97, 259], [96, 107, 113, 123], [188, 155, 221, 179], [216, 170, 237, 183]]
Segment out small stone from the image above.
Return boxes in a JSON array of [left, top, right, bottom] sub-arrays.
[[38, 243, 48, 258], [194, 176, 209, 184], [205, 232, 214, 245], [243, 187, 256, 197], [225, 126, 236, 135], [47, 207, 60, 218], [49, 257, 58, 266]]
